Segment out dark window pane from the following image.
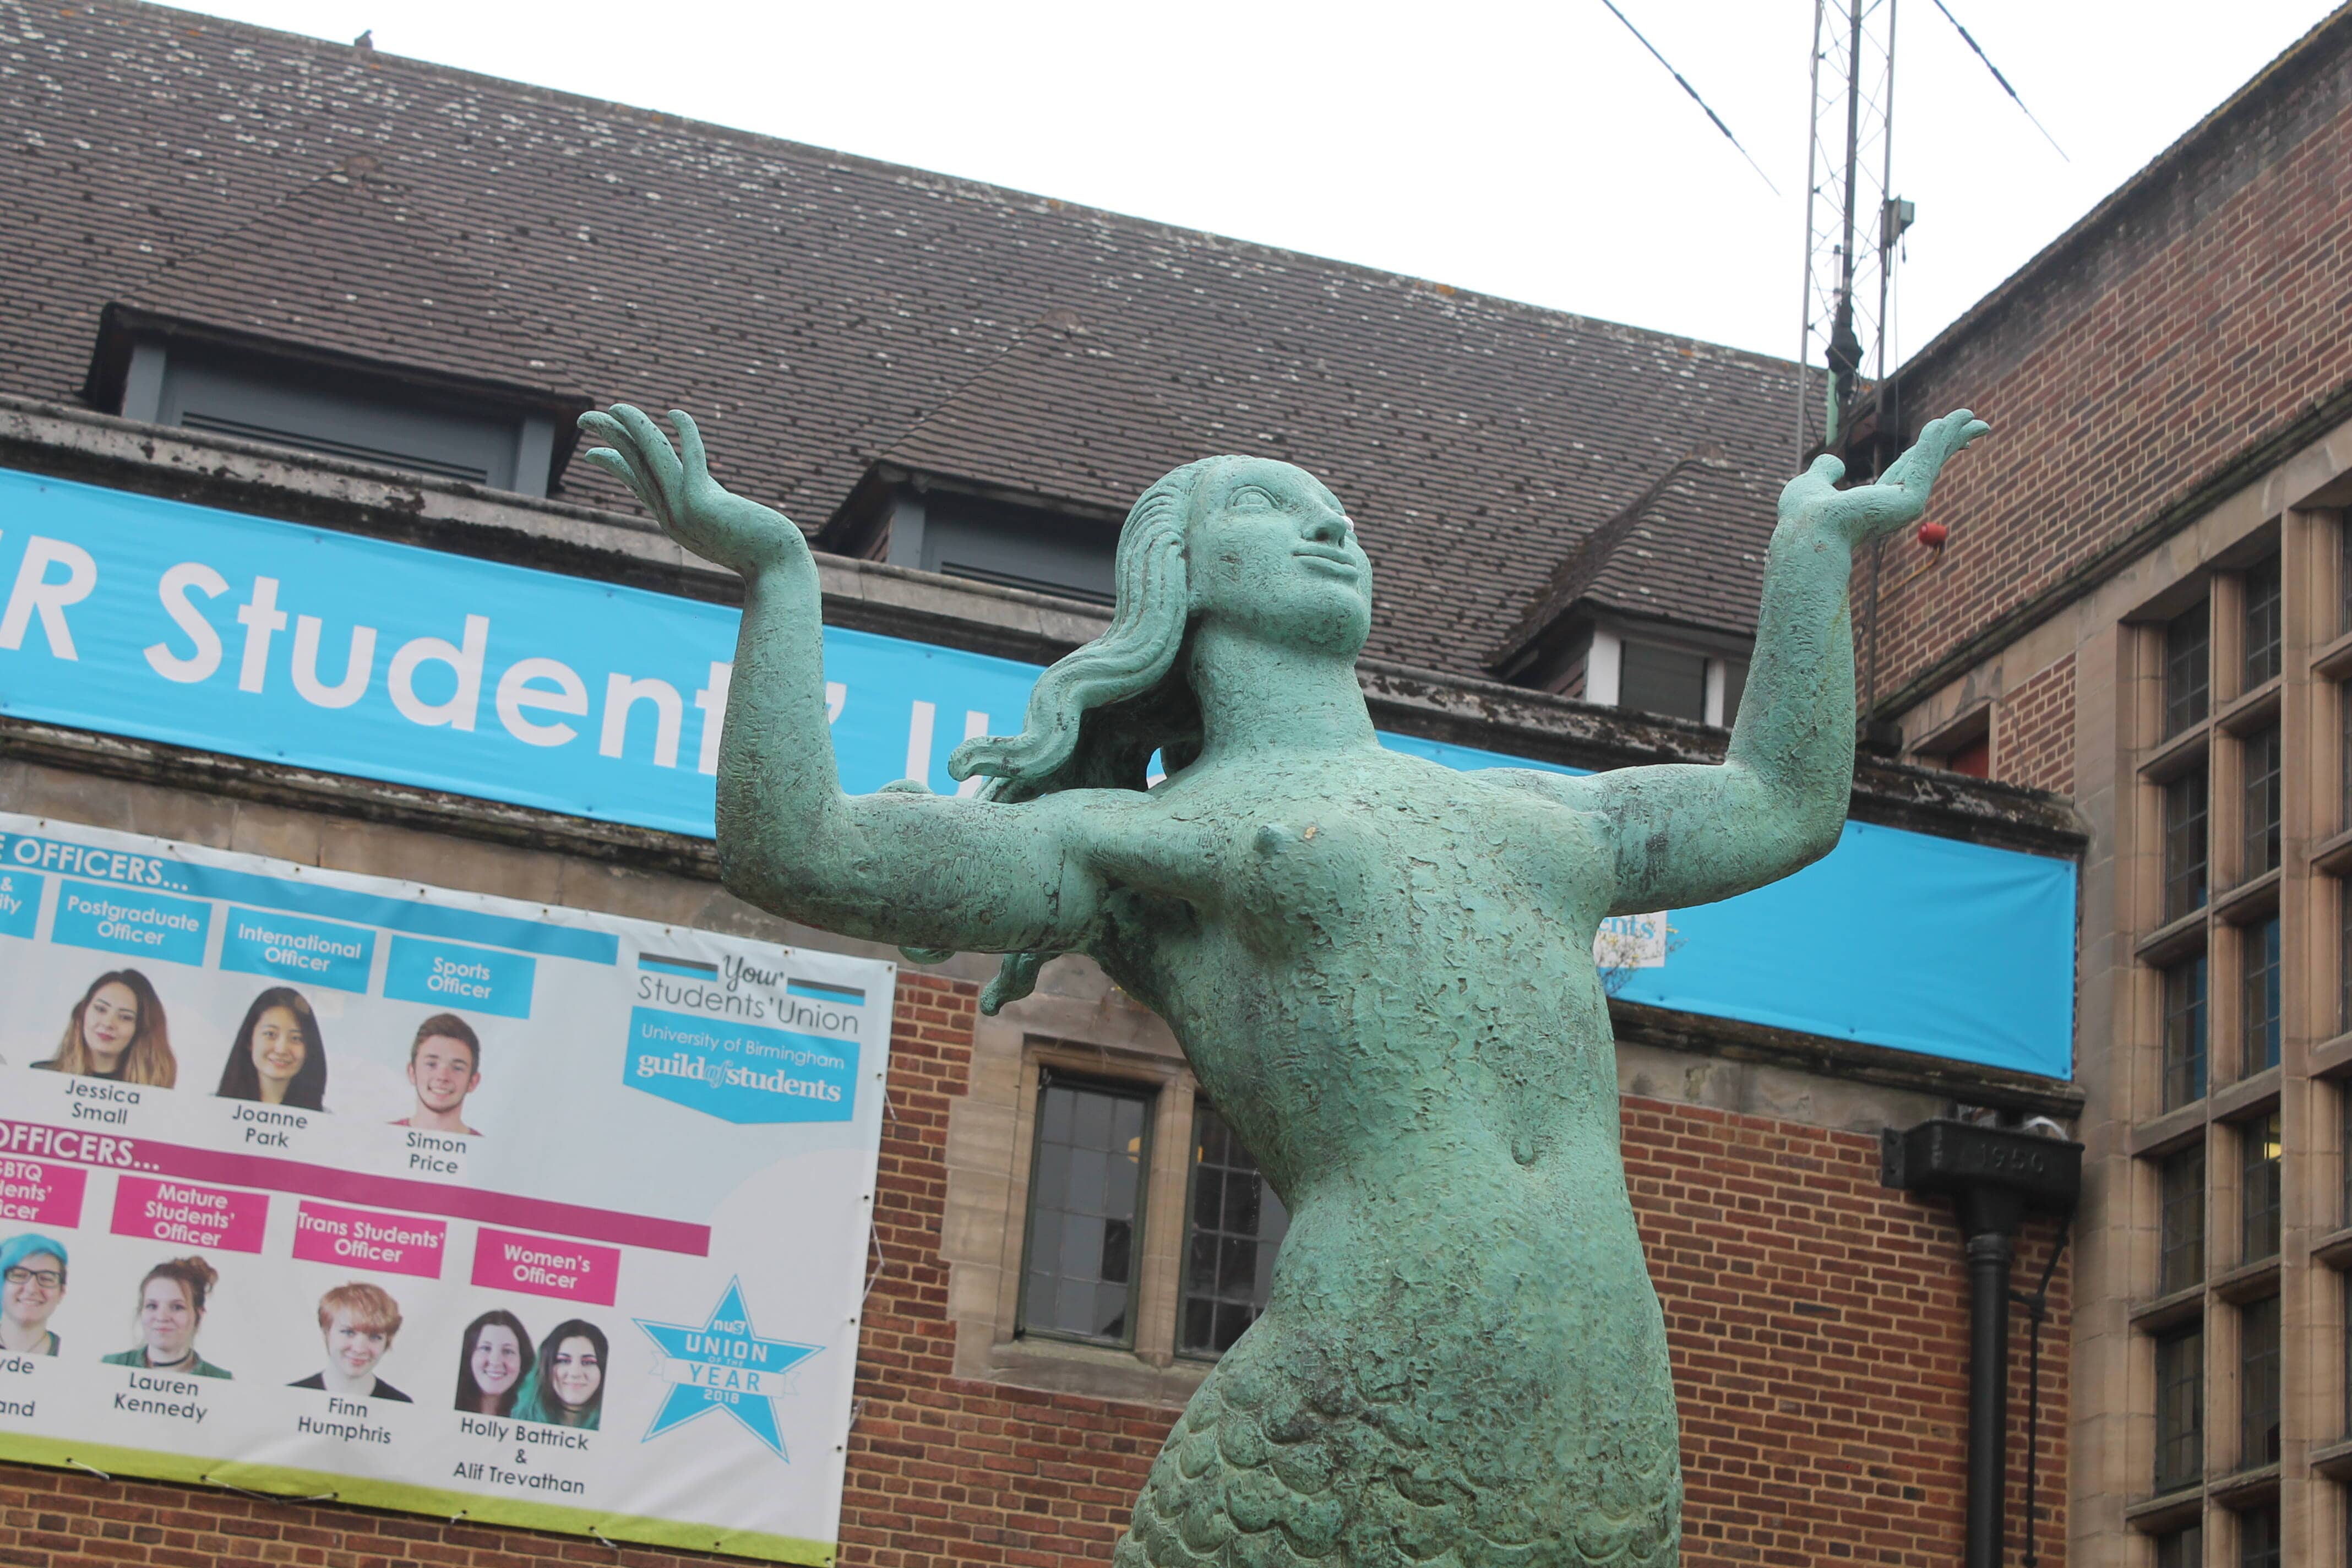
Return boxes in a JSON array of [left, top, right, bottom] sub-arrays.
[[2236, 1502, 2279, 1568], [2343, 879, 2352, 1039], [2155, 1525, 2201, 1568], [2242, 557, 2282, 691], [2154, 1326, 2204, 1493], [2165, 771, 2210, 923], [1178, 1102, 1289, 1358], [2241, 918, 2281, 1076], [1618, 641, 1708, 723], [1019, 1079, 1152, 1344], [2241, 1113, 2282, 1265], [2343, 1087, 2352, 1232], [1100, 1217, 1131, 1285], [2160, 1142, 2206, 1297], [2239, 1294, 2280, 1471], [2342, 684, 2352, 832], [2343, 523, 2352, 637], [1720, 659, 1747, 727], [2164, 957, 2209, 1111], [2242, 726, 2282, 880], [2166, 606, 2211, 738]]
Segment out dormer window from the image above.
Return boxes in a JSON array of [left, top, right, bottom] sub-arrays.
[[1487, 454, 1772, 728], [89, 311, 580, 498], [885, 488, 1116, 606], [1581, 624, 1749, 727], [825, 471, 1121, 607]]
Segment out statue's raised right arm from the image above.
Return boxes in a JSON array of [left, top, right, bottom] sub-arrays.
[[1525, 409, 1989, 914], [579, 405, 1103, 957]]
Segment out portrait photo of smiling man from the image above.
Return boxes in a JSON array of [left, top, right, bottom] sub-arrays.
[[290, 1281, 411, 1402], [392, 1013, 483, 1136]]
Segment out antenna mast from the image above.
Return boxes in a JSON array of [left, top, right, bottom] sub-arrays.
[[1797, 0, 1909, 460]]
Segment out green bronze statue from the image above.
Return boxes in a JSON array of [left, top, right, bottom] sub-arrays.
[[579, 405, 1989, 1567]]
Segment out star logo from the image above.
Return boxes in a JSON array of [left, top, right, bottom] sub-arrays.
[[634, 1278, 821, 1459]]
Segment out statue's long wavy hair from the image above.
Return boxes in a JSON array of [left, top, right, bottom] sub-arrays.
[[923, 456, 1232, 1012]]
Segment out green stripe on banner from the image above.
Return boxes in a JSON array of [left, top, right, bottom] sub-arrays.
[[0, 1434, 837, 1565]]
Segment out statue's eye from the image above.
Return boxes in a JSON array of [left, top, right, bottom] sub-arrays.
[[1227, 486, 1276, 511]]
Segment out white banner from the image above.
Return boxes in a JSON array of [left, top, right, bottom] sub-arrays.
[[0, 812, 891, 1562]]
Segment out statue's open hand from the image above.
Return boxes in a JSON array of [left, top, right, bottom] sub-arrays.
[[1777, 407, 1990, 548], [578, 404, 808, 577]]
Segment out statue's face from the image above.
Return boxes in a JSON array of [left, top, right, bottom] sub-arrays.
[[1185, 458, 1371, 654]]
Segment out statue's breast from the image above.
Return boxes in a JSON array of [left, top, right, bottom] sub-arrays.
[[1185, 771, 1608, 957]]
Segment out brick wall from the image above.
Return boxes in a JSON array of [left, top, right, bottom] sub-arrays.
[[1, 974, 2064, 1567], [1998, 655, 2079, 796], [1865, 18, 2352, 712]]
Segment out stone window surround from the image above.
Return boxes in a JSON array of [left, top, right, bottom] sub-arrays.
[[1881, 407, 2352, 1560]]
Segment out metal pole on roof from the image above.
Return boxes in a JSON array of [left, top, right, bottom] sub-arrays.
[[1796, 0, 1828, 461], [1798, 1, 1899, 458]]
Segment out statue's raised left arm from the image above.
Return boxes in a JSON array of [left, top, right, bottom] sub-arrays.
[[1507, 410, 1988, 916]]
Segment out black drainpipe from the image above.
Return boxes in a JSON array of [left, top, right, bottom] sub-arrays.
[[1882, 1119, 2082, 1568]]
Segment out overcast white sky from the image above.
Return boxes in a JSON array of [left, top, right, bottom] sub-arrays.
[[182, 0, 2340, 363]]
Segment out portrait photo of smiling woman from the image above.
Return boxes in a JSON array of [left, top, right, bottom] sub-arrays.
[[0, 1233, 69, 1356], [453, 1308, 533, 1416], [290, 1282, 412, 1402], [514, 1319, 606, 1430], [35, 969, 176, 1086], [100, 1255, 231, 1378], [214, 986, 329, 1111]]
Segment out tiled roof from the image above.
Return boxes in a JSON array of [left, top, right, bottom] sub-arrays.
[[863, 316, 1210, 519], [0, 0, 1804, 677], [1492, 455, 1784, 667], [110, 157, 580, 395]]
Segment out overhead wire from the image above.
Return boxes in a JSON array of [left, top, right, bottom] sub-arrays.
[[1597, 0, 1782, 195], [1926, 0, 2070, 160]]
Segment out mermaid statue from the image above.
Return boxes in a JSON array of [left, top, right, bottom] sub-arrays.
[[579, 404, 1988, 1566]]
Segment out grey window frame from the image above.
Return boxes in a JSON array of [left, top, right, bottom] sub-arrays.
[[2160, 1142, 2206, 1297], [2241, 917, 2282, 1077], [1177, 1100, 1290, 1360], [2342, 877, 2352, 1038], [2239, 1293, 2280, 1470], [2240, 1112, 2282, 1265], [120, 336, 557, 497], [1015, 1072, 1156, 1349], [2154, 1324, 2205, 1493], [2164, 956, 2210, 1111], [2165, 771, 2211, 924], [2165, 604, 2212, 739], [2343, 1085, 2352, 1232], [2235, 1502, 2279, 1568], [2242, 554, 2283, 690], [2242, 725, 2282, 881], [1618, 640, 1711, 723]]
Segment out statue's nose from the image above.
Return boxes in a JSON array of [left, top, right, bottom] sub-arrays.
[[1302, 510, 1351, 545]]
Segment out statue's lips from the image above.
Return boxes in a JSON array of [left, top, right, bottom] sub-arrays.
[[1292, 548, 1358, 575]]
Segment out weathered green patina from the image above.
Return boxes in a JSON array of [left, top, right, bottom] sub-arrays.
[[579, 405, 1988, 1567]]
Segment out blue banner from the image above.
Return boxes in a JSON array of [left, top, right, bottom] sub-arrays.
[[0, 466, 2076, 1078]]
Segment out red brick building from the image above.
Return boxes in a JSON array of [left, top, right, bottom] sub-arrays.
[[1849, 8, 2352, 1564], [38, 1, 2334, 1564]]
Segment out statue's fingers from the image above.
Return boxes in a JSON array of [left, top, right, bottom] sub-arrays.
[[668, 409, 709, 481], [576, 410, 635, 457], [579, 447, 656, 514], [609, 403, 685, 513]]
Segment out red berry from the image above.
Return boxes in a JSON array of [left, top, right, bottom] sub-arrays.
[[1918, 520, 1949, 548]]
